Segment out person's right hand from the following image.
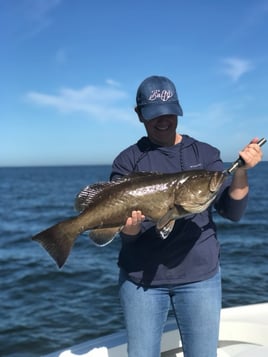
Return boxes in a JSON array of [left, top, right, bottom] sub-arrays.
[[238, 137, 263, 170], [121, 210, 145, 236]]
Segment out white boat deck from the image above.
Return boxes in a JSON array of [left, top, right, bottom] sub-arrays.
[[43, 303, 268, 357]]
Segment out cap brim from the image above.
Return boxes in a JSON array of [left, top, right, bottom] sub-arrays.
[[140, 102, 183, 121]]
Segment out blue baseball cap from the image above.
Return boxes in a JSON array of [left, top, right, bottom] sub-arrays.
[[136, 75, 183, 120]]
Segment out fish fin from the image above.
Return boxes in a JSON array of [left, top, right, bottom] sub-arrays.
[[75, 172, 160, 212], [159, 220, 175, 239], [75, 182, 113, 211], [32, 217, 78, 268], [126, 171, 161, 178], [156, 207, 181, 230], [75, 176, 133, 212], [89, 227, 120, 246]]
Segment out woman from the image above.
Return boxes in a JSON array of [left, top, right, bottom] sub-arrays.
[[110, 75, 263, 357]]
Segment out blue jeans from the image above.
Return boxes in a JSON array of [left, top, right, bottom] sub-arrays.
[[119, 269, 221, 357]]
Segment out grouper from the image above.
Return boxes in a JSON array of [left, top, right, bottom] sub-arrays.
[[32, 170, 226, 268]]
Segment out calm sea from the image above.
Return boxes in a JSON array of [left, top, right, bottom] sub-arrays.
[[1, 164, 267, 357]]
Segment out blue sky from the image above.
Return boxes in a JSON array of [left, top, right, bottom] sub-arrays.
[[1, 0, 267, 167]]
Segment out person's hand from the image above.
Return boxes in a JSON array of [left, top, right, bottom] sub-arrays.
[[121, 210, 145, 236], [238, 138, 263, 170]]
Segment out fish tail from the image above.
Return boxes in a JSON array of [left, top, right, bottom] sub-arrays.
[[32, 218, 78, 268]]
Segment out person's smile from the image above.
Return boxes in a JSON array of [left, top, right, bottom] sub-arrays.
[[142, 115, 179, 146]]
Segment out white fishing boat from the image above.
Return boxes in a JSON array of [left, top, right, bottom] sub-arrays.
[[43, 302, 268, 357]]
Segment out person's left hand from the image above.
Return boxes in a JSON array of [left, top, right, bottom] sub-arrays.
[[239, 138, 263, 170]]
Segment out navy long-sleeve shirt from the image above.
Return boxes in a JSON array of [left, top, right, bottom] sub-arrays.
[[110, 135, 248, 286]]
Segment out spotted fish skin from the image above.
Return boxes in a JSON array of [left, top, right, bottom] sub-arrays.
[[32, 170, 226, 268]]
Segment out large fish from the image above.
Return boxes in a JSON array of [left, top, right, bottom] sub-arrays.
[[32, 170, 226, 268]]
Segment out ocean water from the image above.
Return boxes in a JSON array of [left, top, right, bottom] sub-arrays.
[[0, 164, 267, 357]]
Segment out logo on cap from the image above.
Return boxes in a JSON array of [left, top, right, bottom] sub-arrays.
[[148, 90, 174, 102]]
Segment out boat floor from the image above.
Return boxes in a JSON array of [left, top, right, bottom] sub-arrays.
[[43, 303, 268, 357], [162, 343, 268, 356]]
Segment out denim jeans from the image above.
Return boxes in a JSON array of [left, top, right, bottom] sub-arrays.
[[119, 269, 221, 357]]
